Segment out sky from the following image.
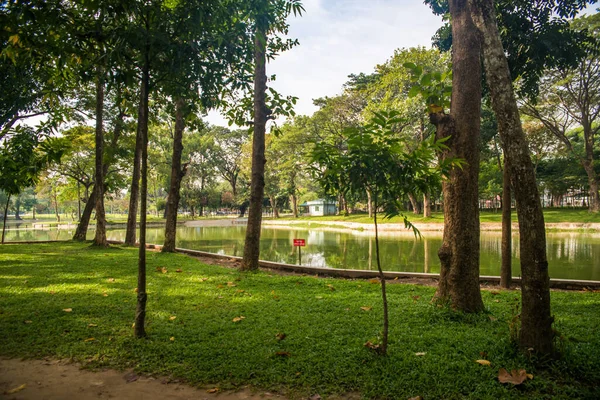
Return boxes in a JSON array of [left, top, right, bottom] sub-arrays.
[[205, 0, 444, 126]]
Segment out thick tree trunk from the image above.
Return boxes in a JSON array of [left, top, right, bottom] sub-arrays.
[[433, 0, 484, 313], [134, 58, 150, 339], [163, 99, 187, 253], [470, 0, 553, 355], [92, 68, 108, 247], [125, 80, 146, 246], [408, 193, 421, 215], [366, 189, 373, 218], [73, 188, 96, 241], [2, 194, 10, 244], [500, 157, 512, 288], [423, 192, 431, 218], [241, 22, 267, 271]]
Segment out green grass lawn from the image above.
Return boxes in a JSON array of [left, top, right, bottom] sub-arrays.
[[1, 243, 599, 399], [275, 208, 600, 225]]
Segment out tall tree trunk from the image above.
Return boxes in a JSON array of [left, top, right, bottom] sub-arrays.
[[135, 56, 150, 339], [469, 0, 553, 355], [77, 182, 81, 220], [1, 194, 10, 244], [290, 194, 298, 218], [93, 67, 108, 247], [163, 98, 187, 253], [423, 192, 431, 218], [408, 193, 421, 215], [432, 0, 484, 313], [366, 189, 373, 218], [269, 195, 279, 218], [372, 195, 389, 355], [73, 188, 96, 241], [241, 20, 267, 271], [583, 160, 600, 212], [500, 157, 512, 288], [14, 196, 21, 220], [53, 189, 60, 223], [125, 80, 146, 246]]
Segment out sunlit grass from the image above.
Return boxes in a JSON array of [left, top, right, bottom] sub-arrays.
[[0, 242, 599, 399]]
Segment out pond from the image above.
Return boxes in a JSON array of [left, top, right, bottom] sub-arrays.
[[3, 224, 600, 281]]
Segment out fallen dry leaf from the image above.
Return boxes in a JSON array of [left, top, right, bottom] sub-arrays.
[[175, 268, 183, 273], [170, 337, 175, 341], [49, 291, 56, 295], [23, 320, 32, 324], [276, 332, 287, 341], [414, 352, 427, 356], [315, 296, 323, 299], [327, 284, 335, 291], [489, 316, 498, 321], [494, 299, 500, 303], [227, 282, 236, 287], [206, 388, 219, 393], [369, 279, 380, 284], [155, 267, 167, 274], [364, 341, 381, 351], [309, 395, 322, 400], [6, 384, 26, 394], [275, 351, 291, 357], [412, 295, 421, 302], [108, 278, 115, 283], [84, 338, 95, 342], [63, 308, 72, 312], [102, 292, 108, 297], [217, 284, 224, 289], [475, 359, 491, 366], [232, 316, 246, 322], [169, 316, 177, 321], [134, 288, 138, 293], [498, 368, 530, 385], [408, 397, 423, 400], [360, 306, 372, 311], [88, 323, 98, 327], [490, 291, 500, 295], [236, 289, 245, 293], [201, 278, 209, 281]]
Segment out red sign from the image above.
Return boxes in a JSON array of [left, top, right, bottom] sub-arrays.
[[293, 239, 306, 247]]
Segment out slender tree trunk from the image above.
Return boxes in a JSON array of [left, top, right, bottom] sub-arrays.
[[73, 188, 96, 241], [93, 67, 108, 247], [163, 98, 187, 253], [126, 81, 146, 246], [423, 192, 431, 218], [241, 20, 268, 271], [135, 56, 150, 339], [14, 196, 21, 220], [432, 0, 484, 313], [2, 194, 10, 244], [269, 195, 279, 218], [408, 193, 421, 215], [583, 160, 600, 212], [366, 189, 373, 218], [470, 0, 553, 355], [500, 157, 512, 288], [77, 182, 81, 220], [373, 195, 389, 355], [290, 194, 298, 218], [53, 190, 60, 223]]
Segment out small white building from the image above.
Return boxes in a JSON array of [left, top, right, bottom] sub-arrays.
[[304, 199, 337, 216]]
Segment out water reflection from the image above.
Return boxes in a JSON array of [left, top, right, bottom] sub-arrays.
[[2, 225, 600, 281]]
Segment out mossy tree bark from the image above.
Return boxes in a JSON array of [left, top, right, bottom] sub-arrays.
[[469, 0, 553, 355], [433, 0, 484, 313]]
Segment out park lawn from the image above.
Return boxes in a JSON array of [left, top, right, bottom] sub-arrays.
[[0, 243, 599, 399], [275, 208, 600, 225]]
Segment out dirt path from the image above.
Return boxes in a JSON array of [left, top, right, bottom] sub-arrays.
[[0, 358, 287, 400]]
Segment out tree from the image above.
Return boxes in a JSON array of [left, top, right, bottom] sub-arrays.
[[240, 0, 304, 271], [521, 13, 600, 212], [469, 0, 554, 355], [0, 127, 63, 243], [313, 111, 450, 355]]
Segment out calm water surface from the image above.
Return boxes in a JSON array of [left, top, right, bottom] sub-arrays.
[[3, 225, 600, 281]]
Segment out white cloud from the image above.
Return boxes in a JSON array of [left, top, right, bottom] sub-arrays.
[[206, 0, 443, 126]]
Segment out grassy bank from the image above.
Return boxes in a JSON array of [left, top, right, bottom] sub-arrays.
[[1, 243, 599, 399], [273, 208, 600, 225]]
